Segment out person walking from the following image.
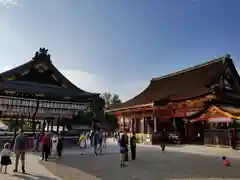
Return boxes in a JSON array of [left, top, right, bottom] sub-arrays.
[[41, 133, 51, 161], [124, 132, 129, 161], [98, 130, 103, 155], [57, 134, 63, 159], [13, 129, 27, 173], [160, 129, 167, 153], [130, 132, 137, 160], [32, 135, 38, 152], [51, 133, 58, 157], [90, 130, 94, 147], [119, 132, 128, 167], [94, 130, 103, 155], [79, 133, 86, 155], [102, 132, 107, 148]]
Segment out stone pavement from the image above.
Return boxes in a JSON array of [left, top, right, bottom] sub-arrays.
[[0, 153, 62, 180], [107, 138, 240, 159], [41, 143, 240, 180], [2, 140, 240, 180], [138, 143, 240, 159]]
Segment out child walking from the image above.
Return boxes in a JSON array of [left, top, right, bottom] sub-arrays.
[[0, 143, 12, 174], [79, 133, 86, 155], [222, 156, 231, 167]]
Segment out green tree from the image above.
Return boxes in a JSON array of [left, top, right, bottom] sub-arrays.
[[101, 92, 122, 130], [101, 92, 122, 108], [70, 96, 105, 128], [105, 114, 118, 130], [111, 93, 121, 105]]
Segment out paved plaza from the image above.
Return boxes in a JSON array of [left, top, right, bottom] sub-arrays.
[[40, 141, 240, 180], [1, 141, 240, 180], [0, 153, 61, 180]]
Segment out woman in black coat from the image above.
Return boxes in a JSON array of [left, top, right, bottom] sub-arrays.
[[57, 135, 63, 159]]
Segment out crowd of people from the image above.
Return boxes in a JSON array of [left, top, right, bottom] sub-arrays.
[[118, 131, 137, 168], [0, 129, 64, 174], [0, 128, 144, 173], [78, 129, 108, 156], [40, 132, 63, 161]]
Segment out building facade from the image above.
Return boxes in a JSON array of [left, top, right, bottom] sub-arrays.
[[106, 55, 240, 148], [0, 48, 102, 135]]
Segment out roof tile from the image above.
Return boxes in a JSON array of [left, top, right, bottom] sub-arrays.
[[111, 56, 230, 110]]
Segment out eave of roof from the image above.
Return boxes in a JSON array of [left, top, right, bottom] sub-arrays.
[[109, 55, 232, 111], [186, 105, 240, 120], [105, 103, 154, 113], [0, 51, 98, 96], [0, 80, 95, 99]]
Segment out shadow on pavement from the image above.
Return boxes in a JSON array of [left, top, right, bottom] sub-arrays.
[[39, 144, 240, 180], [13, 173, 59, 180]]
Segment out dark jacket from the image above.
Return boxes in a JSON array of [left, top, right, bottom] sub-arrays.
[[119, 134, 128, 147], [57, 138, 63, 151], [161, 131, 168, 142], [130, 136, 137, 147]]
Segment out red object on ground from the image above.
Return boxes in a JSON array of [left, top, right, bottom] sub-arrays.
[[223, 159, 231, 167]]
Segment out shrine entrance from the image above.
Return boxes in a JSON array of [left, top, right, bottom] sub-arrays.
[[185, 120, 205, 144]]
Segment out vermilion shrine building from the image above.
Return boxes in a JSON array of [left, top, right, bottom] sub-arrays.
[[106, 55, 240, 148]]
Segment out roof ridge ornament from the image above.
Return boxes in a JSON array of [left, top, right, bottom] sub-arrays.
[[33, 47, 51, 62], [225, 53, 231, 60], [39, 47, 48, 55]]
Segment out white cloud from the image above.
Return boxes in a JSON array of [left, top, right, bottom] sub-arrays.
[[0, 0, 19, 8], [1, 66, 149, 102], [61, 69, 149, 102]]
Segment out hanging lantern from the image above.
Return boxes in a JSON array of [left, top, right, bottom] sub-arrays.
[[31, 100, 34, 107], [45, 102, 48, 108], [8, 99, 11, 106], [28, 100, 32, 107], [12, 99, 16, 106], [24, 100, 28, 107]]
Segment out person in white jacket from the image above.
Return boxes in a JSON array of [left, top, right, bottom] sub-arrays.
[[51, 134, 58, 157]]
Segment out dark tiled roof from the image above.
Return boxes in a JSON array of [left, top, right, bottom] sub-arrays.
[[0, 54, 98, 96], [0, 80, 92, 98], [111, 56, 233, 110]]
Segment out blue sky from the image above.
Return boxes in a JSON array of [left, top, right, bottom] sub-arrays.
[[1, 0, 240, 101]]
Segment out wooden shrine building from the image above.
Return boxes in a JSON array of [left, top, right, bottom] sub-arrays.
[[0, 48, 101, 136], [106, 55, 240, 148]]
